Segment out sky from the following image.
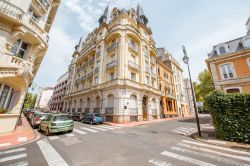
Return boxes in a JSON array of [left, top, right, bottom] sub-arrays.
[[32, 0, 250, 92]]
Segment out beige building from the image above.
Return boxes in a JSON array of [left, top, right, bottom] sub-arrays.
[[49, 72, 68, 112], [64, 5, 161, 123], [0, 0, 60, 134], [35, 87, 54, 110], [183, 78, 194, 114], [157, 48, 189, 117]]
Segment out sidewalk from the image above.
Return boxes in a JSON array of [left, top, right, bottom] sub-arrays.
[[104, 115, 194, 127], [0, 114, 37, 150], [191, 123, 250, 150]]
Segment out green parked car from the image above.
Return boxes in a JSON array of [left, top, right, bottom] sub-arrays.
[[39, 114, 74, 136]]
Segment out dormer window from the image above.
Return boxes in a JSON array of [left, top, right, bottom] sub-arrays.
[[241, 36, 250, 48], [219, 46, 226, 54], [11, 39, 29, 59]]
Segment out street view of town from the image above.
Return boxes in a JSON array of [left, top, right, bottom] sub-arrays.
[[0, 0, 250, 166]]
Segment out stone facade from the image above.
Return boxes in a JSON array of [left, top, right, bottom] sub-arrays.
[[49, 72, 68, 112], [183, 78, 194, 115], [64, 5, 161, 123], [0, 0, 60, 134], [35, 87, 54, 110], [206, 19, 250, 93]]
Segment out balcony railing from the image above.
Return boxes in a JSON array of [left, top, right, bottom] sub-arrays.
[[151, 72, 157, 78], [94, 108, 100, 113], [107, 42, 118, 52], [0, 0, 24, 20], [128, 60, 139, 70], [106, 60, 118, 69], [128, 43, 138, 53], [32, 0, 49, 14], [105, 107, 114, 114], [81, 75, 87, 81], [144, 52, 149, 58], [145, 67, 150, 73], [130, 108, 138, 115], [82, 63, 88, 69], [87, 72, 93, 78], [150, 57, 156, 64]]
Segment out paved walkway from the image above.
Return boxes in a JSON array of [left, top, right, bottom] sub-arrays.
[[0, 114, 37, 150], [104, 115, 194, 127]]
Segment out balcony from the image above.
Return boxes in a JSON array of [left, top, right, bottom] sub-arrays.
[[32, 0, 49, 15], [0, 0, 24, 21], [106, 60, 118, 70], [29, 17, 48, 43], [150, 57, 156, 64], [87, 71, 93, 78], [151, 72, 157, 78], [144, 52, 149, 58], [107, 42, 118, 53], [105, 107, 114, 114], [145, 67, 150, 73], [81, 75, 87, 81], [128, 60, 140, 70], [82, 63, 88, 69], [128, 43, 138, 53]]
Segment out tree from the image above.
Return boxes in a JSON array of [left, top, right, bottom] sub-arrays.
[[194, 69, 214, 102], [23, 93, 37, 110]]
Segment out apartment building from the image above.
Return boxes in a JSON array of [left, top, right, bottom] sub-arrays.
[[64, 5, 161, 123], [157, 48, 189, 117], [0, 0, 60, 134], [49, 72, 68, 112], [35, 87, 54, 110], [183, 78, 194, 115], [206, 18, 250, 93], [157, 59, 177, 118]]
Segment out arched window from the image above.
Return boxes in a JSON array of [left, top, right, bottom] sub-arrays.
[[107, 94, 114, 108], [96, 96, 100, 108], [87, 98, 91, 108]]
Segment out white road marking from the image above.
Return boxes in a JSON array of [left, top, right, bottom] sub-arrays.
[[178, 143, 250, 162], [172, 129, 187, 135], [0, 148, 26, 155], [179, 127, 195, 131], [65, 133, 75, 137], [0, 143, 11, 147], [90, 126, 107, 131], [161, 151, 216, 166], [174, 128, 191, 133], [183, 140, 250, 156], [80, 127, 98, 133], [97, 125, 116, 130], [17, 137, 28, 142], [102, 125, 121, 129], [48, 136, 60, 141], [7, 161, 28, 166], [37, 139, 68, 166], [148, 158, 172, 166], [171, 146, 250, 166], [0, 153, 27, 163], [206, 139, 227, 145], [73, 129, 87, 135]]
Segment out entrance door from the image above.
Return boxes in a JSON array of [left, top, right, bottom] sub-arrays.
[[142, 96, 148, 121]]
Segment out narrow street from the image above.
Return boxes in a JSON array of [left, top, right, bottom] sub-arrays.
[[1, 115, 249, 166]]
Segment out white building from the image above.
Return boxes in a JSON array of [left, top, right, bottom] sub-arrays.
[[35, 87, 54, 110], [183, 78, 194, 115]]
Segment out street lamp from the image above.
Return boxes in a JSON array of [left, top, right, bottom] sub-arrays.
[[182, 45, 201, 137]]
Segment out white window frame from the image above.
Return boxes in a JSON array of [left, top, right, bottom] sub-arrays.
[[219, 62, 237, 80], [224, 87, 242, 93]]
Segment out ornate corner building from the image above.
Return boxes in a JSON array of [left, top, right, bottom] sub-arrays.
[[0, 0, 60, 134], [64, 5, 162, 123], [206, 17, 250, 93]]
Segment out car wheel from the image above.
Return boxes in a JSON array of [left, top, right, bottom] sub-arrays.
[[45, 128, 50, 136], [68, 129, 73, 133], [90, 120, 93, 125]]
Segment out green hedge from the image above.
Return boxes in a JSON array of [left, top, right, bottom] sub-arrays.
[[205, 90, 250, 143]]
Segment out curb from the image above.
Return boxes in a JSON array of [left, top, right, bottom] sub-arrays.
[[190, 132, 250, 150]]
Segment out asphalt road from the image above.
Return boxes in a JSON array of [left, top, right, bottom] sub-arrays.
[[1, 114, 250, 166]]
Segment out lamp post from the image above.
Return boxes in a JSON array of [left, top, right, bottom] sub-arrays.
[[182, 45, 201, 137]]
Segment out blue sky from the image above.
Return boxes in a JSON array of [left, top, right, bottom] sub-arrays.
[[32, 0, 250, 91]]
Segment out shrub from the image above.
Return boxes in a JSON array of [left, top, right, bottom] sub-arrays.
[[0, 108, 8, 114], [205, 90, 250, 143]]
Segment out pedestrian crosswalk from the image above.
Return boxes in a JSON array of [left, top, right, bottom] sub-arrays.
[[47, 125, 122, 141], [0, 147, 28, 166], [149, 139, 250, 166], [172, 127, 195, 135]]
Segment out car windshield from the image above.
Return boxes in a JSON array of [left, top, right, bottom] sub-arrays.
[[95, 114, 101, 117], [53, 115, 71, 121]]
